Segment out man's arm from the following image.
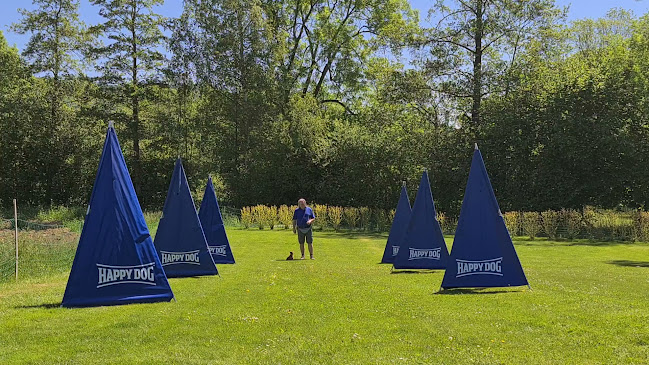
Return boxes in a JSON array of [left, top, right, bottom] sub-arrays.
[[292, 219, 297, 234], [307, 210, 315, 225]]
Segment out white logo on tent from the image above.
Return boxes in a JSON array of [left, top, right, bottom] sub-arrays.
[[408, 247, 441, 260], [209, 245, 227, 256], [392, 246, 400, 256], [160, 250, 201, 266], [96, 263, 156, 288], [456, 258, 503, 277]]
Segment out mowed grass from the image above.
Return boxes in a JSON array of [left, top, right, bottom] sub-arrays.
[[1, 229, 649, 364]]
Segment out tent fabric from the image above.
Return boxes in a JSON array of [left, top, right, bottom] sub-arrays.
[[380, 185, 411, 263], [393, 171, 449, 270], [441, 145, 528, 289], [62, 125, 174, 308], [198, 176, 235, 264], [153, 159, 218, 278]]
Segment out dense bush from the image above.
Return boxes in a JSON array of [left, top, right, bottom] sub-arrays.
[[328, 206, 344, 231], [373, 209, 390, 232], [437, 212, 454, 235], [343, 207, 360, 230], [359, 207, 370, 231], [523, 212, 541, 240], [267, 206, 278, 230], [277, 205, 293, 230], [312, 204, 328, 230], [561, 209, 582, 239], [240, 207, 252, 229], [633, 211, 649, 242], [251, 205, 267, 230], [541, 210, 561, 240], [503, 211, 522, 237]]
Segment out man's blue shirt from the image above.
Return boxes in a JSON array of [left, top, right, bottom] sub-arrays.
[[293, 207, 315, 229]]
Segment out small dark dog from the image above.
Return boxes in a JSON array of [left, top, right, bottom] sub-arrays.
[[286, 251, 294, 260]]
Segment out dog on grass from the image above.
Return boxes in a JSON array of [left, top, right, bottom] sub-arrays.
[[286, 252, 294, 260]]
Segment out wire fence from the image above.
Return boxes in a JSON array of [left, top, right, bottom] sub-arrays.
[[0, 218, 77, 284], [0, 218, 65, 230], [0, 206, 242, 284]]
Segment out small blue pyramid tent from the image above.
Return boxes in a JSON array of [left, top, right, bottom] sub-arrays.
[[381, 183, 411, 264], [153, 159, 218, 278], [393, 170, 449, 270], [62, 123, 174, 308], [198, 176, 235, 264], [441, 145, 528, 289]]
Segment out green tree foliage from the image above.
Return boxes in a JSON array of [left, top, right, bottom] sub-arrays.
[[416, 0, 565, 125], [481, 9, 649, 211], [10, 0, 90, 204], [3, 2, 649, 217], [89, 0, 167, 199]]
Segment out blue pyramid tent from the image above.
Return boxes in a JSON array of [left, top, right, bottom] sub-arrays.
[[393, 170, 449, 270], [381, 183, 411, 264], [198, 176, 235, 264], [153, 159, 218, 278], [441, 145, 528, 289], [62, 124, 174, 308]]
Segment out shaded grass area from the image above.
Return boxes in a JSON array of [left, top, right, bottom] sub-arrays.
[[1, 229, 649, 364]]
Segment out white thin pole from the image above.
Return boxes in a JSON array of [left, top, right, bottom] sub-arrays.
[[14, 199, 18, 282]]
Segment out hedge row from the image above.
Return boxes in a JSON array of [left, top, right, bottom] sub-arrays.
[[238, 205, 649, 242], [503, 208, 649, 242], [240, 204, 399, 232], [238, 204, 462, 234]]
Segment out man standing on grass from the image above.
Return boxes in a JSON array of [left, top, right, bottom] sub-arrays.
[[293, 199, 316, 259]]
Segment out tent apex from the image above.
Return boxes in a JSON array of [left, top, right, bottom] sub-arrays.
[[474, 143, 479, 150]]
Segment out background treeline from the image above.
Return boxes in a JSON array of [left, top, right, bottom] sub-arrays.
[[1, 0, 648, 216]]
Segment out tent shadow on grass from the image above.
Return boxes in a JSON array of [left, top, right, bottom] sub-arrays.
[[390, 270, 440, 274], [435, 288, 523, 295], [317, 231, 388, 240], [607, 260, 649, 268], [17, 302, 61, 309], [513, 238, 634, 247]]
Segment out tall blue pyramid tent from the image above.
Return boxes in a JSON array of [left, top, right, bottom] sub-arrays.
[[393, 170, 449, 270], [153, 159, 218, 278], [441, 145, 528, 289], [198, 176, 235, 264], [381, 183, 411, 264], [62, 124, 174, 308]]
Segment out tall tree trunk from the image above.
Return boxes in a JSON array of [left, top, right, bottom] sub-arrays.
[[46, 3, 63, 205], [130, 4, 141, 194], [471, 0, 484, 125], [313, 57, 334, 98]]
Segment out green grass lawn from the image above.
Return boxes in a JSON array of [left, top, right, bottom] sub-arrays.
[[1, 228, 649, 364]]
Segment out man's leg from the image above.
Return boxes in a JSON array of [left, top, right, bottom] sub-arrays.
[[307, 230, 314, 259], [298, 230, 306, 259]]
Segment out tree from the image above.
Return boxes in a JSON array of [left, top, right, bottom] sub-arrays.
[[90, 0, 167, 193], [418, 0, 564, 125], [11, 0, 87, 203], [278, 0, 418, 112]]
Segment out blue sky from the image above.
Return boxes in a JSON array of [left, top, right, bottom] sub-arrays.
[[1, 0, 647, 52]]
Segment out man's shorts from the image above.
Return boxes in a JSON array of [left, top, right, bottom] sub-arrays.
[[298, 227, 313, 244]]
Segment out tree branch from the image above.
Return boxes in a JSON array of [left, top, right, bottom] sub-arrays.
[[320, 99, 356, 115]]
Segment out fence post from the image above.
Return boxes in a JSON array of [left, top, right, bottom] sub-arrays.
[[14, 199, 18, 282]]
